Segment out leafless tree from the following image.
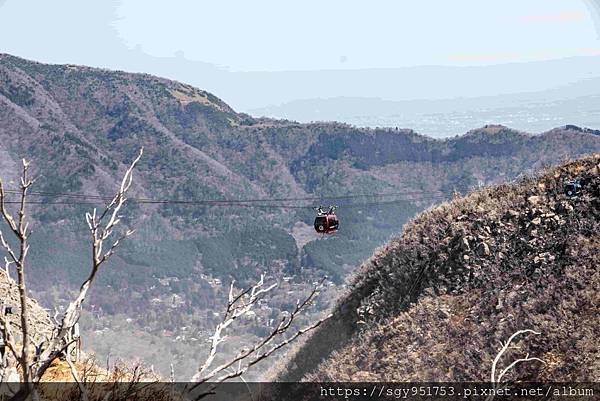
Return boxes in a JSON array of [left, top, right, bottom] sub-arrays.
[[490, 329, 544, 383], [188, 275, 332, 399], [1, 147, 331, 401], [0, 149, 143, 401], [33, 149, 142, 380], [0, 159, 36, 397], [486, 329, 545, 401]]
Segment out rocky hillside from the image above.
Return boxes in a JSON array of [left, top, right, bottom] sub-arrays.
[[0, 270, 53, 380], [2, 53, 600, 378], [0, 270, 54, 341], [280, 154, 599, 382]]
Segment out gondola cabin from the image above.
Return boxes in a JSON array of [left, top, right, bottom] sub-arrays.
[[314, 212, 339, 234]]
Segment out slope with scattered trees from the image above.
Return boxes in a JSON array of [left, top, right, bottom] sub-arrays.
[[2, 53, 600, 378]]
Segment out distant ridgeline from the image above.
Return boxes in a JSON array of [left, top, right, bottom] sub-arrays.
[[1, 53, 600, 378], [564, 124, 600, 136]]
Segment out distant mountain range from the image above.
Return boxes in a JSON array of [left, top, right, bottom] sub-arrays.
[[1, 53, 599, 378], [250, 84, 600, 138]]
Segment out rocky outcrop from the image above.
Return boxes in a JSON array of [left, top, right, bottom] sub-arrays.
[[0, 270, 54, 370]]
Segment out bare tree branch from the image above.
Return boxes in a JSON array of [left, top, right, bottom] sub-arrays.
[[192, 274, 276, 381], [496, 353, 545, 383], [486, 329, 545, 401], [0, 159, 35, 394], [65, 354, 90, 401], [210, 312, 331, 386], [32, 148, 143, 384], [3, 257, 13, 281], [189, 276, 331, 398], [0, 178, 19, 236], [490, 329, 542, 383], [0, 232, 19, 267], [0, 149, 142, 401]]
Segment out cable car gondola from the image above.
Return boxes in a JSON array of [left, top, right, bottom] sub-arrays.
[[314, 206, 339, 234]]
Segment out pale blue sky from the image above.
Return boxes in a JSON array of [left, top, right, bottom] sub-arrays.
[[0, 0, 599, 71], [1, 0, 600, 112], [113, 0, 600, 70]]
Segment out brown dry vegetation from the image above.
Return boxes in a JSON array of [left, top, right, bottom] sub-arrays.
[[281, 154, 600, 382], [4, 353, 172, 401], [37, 356, 171, 398]]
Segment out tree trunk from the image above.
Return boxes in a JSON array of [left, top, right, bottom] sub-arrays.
[[16, 263, 32, 383]]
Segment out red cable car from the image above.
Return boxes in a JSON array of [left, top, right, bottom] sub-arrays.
[[314, 206, 339, 234]]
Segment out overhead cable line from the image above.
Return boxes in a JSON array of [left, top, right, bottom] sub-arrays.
[[0, 194, 450, 209], [1, 188, 454, 207]]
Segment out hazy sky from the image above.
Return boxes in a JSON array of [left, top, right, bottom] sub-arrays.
[[2, 0, 600, 113], [1, 0, 599, 71], [114, 0, 600, 70]]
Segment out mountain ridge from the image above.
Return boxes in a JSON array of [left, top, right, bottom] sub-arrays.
[[1, 53, 600, 378]]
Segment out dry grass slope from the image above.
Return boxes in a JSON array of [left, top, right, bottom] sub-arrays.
[[281, 154, 600, 382]]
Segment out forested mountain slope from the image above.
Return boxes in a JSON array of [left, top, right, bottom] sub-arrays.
[[1, 53, 599, 377]]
